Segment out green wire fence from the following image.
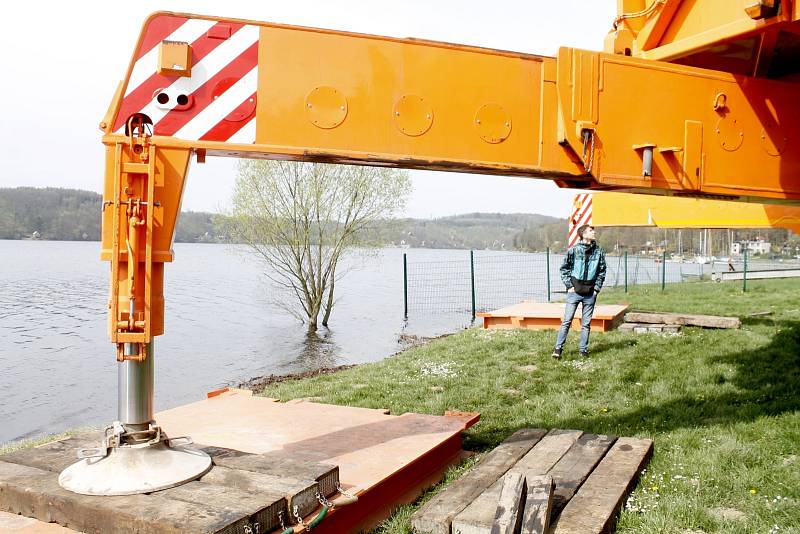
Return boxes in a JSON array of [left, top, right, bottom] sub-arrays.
[[403, 249, 777, 317]]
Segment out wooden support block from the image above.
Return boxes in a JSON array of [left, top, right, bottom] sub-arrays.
[[203, 445, 339, 497], [199, 465, 319, 522], [490, 471, 526, 534], [159, 480, 286, 533], [0, 461, 253, 533], [550, 437, 653, 534], [0, 433, 104, 473], [453, 430, 580, 534], [520, 475, 554, 534], [624, 311, 740, 329], [515, 430, 582, 475], [411, 428, 547, 534], [547, 433, 616, 517], [618, 323, 681, 334]]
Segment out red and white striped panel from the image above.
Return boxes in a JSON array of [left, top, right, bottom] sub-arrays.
[[568, 193, 593, 248], [113, 15, 258, 144]]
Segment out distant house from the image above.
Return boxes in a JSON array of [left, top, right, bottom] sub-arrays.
[[731, 239, 771, 255]]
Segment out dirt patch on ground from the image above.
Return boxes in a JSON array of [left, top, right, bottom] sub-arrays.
[[237, 364, 358, 394]]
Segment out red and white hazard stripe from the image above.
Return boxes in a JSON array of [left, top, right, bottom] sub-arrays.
[[568, 193, 593, 248], [113, 15, 259, 144]]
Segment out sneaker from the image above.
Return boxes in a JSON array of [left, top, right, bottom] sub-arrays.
[[579, 350, 589, 358], [551, 348, 562, 359]]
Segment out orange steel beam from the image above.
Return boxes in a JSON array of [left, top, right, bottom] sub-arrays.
[[588, 192, 800, 233], [100, 9, 800, 352]]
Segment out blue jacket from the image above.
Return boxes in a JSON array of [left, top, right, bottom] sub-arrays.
[[560, 241, 607, 291]]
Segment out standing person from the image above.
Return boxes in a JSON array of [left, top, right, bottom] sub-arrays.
[[552, 225, 606, 359]]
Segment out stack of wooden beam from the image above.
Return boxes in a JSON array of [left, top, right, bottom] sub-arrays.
[[411, 429, 653, 534]]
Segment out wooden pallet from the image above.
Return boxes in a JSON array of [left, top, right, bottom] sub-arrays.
[[478, 303, 628, 332], [411, 429, 653, 534]]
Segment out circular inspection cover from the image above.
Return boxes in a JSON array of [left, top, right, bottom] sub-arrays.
[[760, 120, 787, 156], [393, 95, 433, 137], [475, 104, 512, 144], [715, 116, 743, 152], [305, 87, 348, 129]]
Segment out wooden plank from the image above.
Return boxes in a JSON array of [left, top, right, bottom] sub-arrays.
[[199, 465, 319, 522], [202, 445, 339, 496], [624, 311, 740, 329], [550, 438, 653, 534], [0, 460, 252, 534], [520, 475, 554, 534], [410, 428, 548, 534], [0, 433, 104, 473], [159, 480, 287, 533], [618, 323, 681, 334], [490, 471, 526, 534], [453, 431, 580, 534], [515, 430, 582, 474], [547, 434, 616, 518]]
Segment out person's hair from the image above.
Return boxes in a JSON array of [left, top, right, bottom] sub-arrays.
[[577, 224, 594, 238]]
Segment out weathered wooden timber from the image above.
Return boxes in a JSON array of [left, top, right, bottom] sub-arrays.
[[617, 323, 682, 334], [420, 430, 651, 534], [410, 428, 548, 534], [550, 437, 654, 533], [201, 444, 339, 497], [490, 472, 526, 534], [624, 311, 740, 329], [519, 475, 554, 534]]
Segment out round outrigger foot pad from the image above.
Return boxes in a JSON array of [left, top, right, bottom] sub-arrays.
[[58, 425, 211, 496]]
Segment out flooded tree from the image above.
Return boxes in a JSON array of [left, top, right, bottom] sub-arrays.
[[223, 160, 411, 330]]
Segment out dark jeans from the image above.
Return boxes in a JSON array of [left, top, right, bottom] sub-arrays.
[[554, 291, 597, 352]]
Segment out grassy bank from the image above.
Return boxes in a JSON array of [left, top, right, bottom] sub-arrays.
[[259, 279, 799, 533]]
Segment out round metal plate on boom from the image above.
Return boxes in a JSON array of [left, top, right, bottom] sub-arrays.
[[393, 95, 433, 137], [760, 121, 787, 156], [715, 116, 743, 152], [475, 104, 511, 144], [306, 86, 348, 129]]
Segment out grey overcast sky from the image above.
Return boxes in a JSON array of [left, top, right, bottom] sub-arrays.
[[0, 1, 615, 219]]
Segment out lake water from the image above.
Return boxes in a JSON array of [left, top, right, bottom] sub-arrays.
[[0, 241, 475, 444]]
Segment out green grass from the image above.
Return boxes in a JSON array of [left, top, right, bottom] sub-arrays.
[[259, 279, 799, 534]]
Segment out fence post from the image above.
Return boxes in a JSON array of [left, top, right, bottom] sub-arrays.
[[403, 253, 408, 318], [546, 247, 551, 302], [661, 251, 667, 291], [624, 251, 628, 293], [470, 250, 476, 320], [743, 248, 748, 292]]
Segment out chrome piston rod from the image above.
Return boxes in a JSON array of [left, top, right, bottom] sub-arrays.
[[118, 341, 154, 428]]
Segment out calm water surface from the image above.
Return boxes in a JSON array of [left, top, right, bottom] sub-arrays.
[[0, 241, 470, 444]]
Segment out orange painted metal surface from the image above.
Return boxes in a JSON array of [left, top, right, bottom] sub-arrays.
[[100, 5, 799, 364], [477, 302, 629, 332], [589, 192, 800, 232]]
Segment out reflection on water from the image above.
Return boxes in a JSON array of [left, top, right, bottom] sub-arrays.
[[0, 241, 470, 444]]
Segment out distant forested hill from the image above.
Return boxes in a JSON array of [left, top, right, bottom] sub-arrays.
[[0, 188, 220, 242], [0, 188, 569, 249], [385, 213, 566, 251]]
